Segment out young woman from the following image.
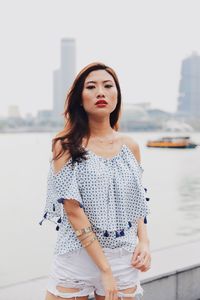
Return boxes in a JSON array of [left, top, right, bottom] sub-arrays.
[[39, 62, 151, 300]]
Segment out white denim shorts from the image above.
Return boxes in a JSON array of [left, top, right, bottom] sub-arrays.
[[46, 247, 144, 299]]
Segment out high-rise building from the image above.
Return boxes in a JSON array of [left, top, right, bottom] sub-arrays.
[[53, 38, 76, 123], [177, 52, 200, 117]]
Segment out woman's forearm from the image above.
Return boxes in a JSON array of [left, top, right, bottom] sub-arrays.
[[137, 218, 150, 244], [65, 206, 111, 273]]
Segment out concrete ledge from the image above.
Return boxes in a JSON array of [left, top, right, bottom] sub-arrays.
[[1, 241, 200, 300], [142, 265, 200, 300], [142, 273, 177, 300], [140, 240, 200, 300]]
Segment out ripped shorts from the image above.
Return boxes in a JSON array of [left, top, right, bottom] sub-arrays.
[[46, 247, 144, 299]]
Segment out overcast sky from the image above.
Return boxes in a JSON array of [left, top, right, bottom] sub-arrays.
[[0, 0, 200, 117]]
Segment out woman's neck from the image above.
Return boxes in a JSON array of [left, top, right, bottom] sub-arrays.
[[88, 116, 114, 138]]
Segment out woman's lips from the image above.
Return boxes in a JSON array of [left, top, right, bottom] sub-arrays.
[[96, 103, 107, 107], [95, 100, 108, 106]]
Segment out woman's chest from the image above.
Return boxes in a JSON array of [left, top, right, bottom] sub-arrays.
[[77, 157, 137, 196]]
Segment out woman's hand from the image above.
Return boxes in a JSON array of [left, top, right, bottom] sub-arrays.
[[131, 241, 151, 272], [100, 267, 118, 300]]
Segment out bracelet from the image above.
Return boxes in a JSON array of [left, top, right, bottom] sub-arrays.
[[79, 231, 93, 242], [75, 226, 92, 237], [83, 236, 97, 248]]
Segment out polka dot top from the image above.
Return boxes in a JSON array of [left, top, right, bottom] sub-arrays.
[[39, 143, 150, 255]]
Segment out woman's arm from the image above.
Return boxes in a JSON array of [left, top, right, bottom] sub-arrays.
[[123, 135, 151, 272], [64, 199, 111, 272], [132, 218, 151, 272], [64, 202, 119, 299], [137, 218, 150, 244], [53, 138, 111, 272], [52, 139, 118, 300]]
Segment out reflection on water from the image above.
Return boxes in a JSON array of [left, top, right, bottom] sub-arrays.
[[178, 177, 200, 237], [135, 131, 200, 250]]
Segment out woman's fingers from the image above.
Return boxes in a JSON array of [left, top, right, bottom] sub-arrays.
[[105, 291, 112, 300], [111, 290, 114, 300], [141, 257, 151, 272], [113, 290, 118, 300], [109, 289, 118, 300], [138, 257, 151, 271], [132, 253, 151, 271], [106, 288, 118, 300], [140, 263, 151, 272], [132, 253, 145, 268], [105, 290, 110, 300], [132, 249, 139, 263]]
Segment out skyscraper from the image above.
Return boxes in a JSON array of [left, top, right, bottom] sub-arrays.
[[177, 52, 200, 117], [53, 38, 76, 123]]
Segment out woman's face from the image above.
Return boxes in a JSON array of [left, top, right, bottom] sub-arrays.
[[81, 70, 118, 117]]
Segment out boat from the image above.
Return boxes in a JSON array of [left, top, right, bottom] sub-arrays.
[[146, 136, 198, 149]]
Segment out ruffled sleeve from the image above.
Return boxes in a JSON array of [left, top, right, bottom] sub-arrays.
[[38, 159, 83, 231], [132, 160, 150, 224]]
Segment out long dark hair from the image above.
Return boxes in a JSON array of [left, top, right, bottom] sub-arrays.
[[52, 62, 122, 165]]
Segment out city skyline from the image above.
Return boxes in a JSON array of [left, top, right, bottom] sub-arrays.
[[1, 0, 200, 117]]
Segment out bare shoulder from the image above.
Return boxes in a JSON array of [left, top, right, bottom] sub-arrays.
[[120, 133, 141, 163], [52, 132, 71, 173]]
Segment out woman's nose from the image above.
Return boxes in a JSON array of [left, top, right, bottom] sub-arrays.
[[96, 87, 105, 98]]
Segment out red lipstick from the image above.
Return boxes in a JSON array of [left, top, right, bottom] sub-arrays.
[[95, 100, 108, 105]]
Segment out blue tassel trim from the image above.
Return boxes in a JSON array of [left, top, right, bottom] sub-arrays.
[[53, 204, 55, 211], [103, 221, 134, 238], [120, 229, 125, 236], [144, 216, 147, 224], [115, 231, 120, 238], [57, 198, 83, 208], [144, 187, 147, 192], [39, 219, 44, 225], [57, 198, 65, 204], [103, 230, 109, 237], [57, 217, 62, 223], [146, 197, 150, 201], [39, 212, 48, 225], [56, 225, 60, 231]]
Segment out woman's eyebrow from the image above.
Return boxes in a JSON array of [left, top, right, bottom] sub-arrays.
[[85, 80, 114, 84]]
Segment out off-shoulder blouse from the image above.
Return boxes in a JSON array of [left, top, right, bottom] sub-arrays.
[[39, 144, 150, 255]]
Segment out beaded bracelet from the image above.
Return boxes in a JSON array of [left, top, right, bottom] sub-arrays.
[[83, 236, 97, 248]]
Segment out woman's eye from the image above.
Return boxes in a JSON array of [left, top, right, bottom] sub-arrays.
[[86, 84, 113, 89], [86, 86, 95, 89]]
